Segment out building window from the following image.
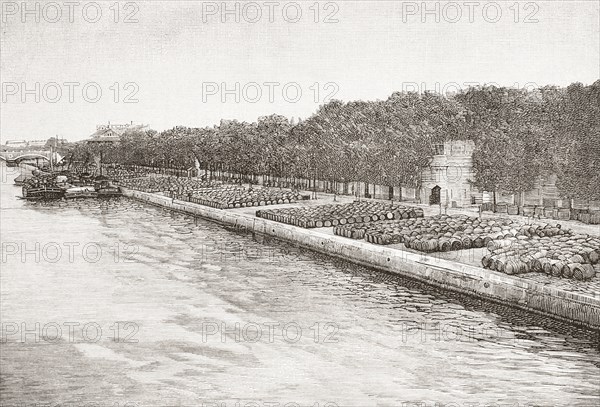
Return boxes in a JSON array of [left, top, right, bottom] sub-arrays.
[[454, 145, 464, 154], [434, 144, 444, 155]]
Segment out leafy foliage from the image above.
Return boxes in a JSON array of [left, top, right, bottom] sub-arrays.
[[64, 82, 599, 201]]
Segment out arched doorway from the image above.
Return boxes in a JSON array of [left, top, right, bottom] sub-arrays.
[[430, 185, 441, 205]]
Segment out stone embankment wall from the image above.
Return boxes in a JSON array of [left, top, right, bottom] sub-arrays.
[[122, 188, 600, 330]]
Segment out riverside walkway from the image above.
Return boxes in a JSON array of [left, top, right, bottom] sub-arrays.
[[123, 187, 600, 330]]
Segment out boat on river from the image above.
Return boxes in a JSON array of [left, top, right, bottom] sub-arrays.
[[95, 178, 122, 197], [21, 173, 65, 200], [64, 185, 98, 199], [21, 185, 65, 200], [20, 170, 122, 200]]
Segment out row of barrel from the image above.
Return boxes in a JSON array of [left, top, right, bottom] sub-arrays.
[[400, 222, 566, 253], [102, 165, 154, 181], [256, 202, 424, 229], [334, 215, 564, 252], [481, 203, 600, 224], [119, 176, 216, 194], [482, 234, 600, 280], [335, 214, 515, 240], [184, 186, 301, 209]]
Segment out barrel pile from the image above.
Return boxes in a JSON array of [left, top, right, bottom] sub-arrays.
[[186, 186, 300, 209], [119, 176, 216, 193], [335, 215, 514, 247], [103, 165, 153, 181], [256, 202, 424, 228], [482, 234, 600, 280], [334, 215, 569, 253]]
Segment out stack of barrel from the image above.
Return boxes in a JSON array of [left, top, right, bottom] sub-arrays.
[[103, 165, 153, 181], [395, 216, 521, 250], [482, 233, 599, 280], [333, 215, 574, 255], [120, 176, 216, 193], [257, 202, 424, 229], [349, 215, 518, 249], [189, 186, 300, 209]]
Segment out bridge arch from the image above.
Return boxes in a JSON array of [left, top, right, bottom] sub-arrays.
[[0, 151, 52, 163]]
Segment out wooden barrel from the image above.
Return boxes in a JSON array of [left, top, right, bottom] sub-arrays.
[[540, 258, 553, 274], [482, 255, 492, 268], [438, 239, 451, 252], [561, 263, 575, 279], [528, 258, 543, 273], [483, 236, 493, 247], [461, 236, 472, 250], [411, 240, 421, 251], [315, 220, 324, 228], [573, 264, 595, 281], [450, 238, 462, 251], [421, 239, 438, 253], [339, 218, 347, 225], [324, 220, 332, 227], [568, 254, 586, 264], [550, 260, 566, 277], [505, 259, 527, 275]]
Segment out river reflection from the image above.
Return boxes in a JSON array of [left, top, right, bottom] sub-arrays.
[[1, 170, 599, 407]]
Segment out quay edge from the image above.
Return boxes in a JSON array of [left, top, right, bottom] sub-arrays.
[[122, 188, 600, 331]]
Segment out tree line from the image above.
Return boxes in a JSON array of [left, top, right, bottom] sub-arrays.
[[64, 81, 600, 202]]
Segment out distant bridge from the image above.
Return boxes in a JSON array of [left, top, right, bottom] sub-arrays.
[[0, 150, 56, 165]]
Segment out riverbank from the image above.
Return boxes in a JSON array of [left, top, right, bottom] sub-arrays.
[[122, 188, 600, 330]]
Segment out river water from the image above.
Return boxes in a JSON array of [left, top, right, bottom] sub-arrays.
[[0, 164, 599, 407]]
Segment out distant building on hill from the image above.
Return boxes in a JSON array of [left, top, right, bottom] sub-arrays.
[[4, 140, 29, 149], [28, 139, 48, 148], [4, 139, 56, 150], [87, 122, 148, 144]]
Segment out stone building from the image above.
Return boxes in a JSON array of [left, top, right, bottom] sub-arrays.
[[87, 122, 147, 144], [416, 140, 599, 210], [419, 140, 476, 208]]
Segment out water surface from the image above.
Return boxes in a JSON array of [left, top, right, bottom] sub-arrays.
[[1, 166, 599, 407]]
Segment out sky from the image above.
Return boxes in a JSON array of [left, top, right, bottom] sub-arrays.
[[1, 0, 599, 142]]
